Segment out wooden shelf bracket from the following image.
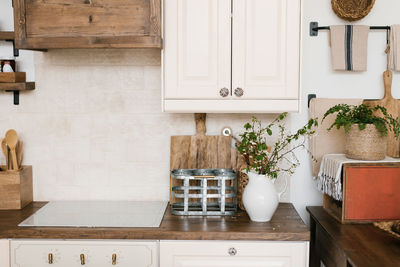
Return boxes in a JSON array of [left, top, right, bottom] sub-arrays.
[[1, 82, 35, 105]]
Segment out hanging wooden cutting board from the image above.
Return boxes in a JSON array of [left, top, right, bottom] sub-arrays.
[[170, 114, 243, 203], [363, 70, 400, 158]]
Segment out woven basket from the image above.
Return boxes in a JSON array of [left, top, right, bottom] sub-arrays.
[[238, 171, 249, 210], [345, 124, 387, 160], [332, 0, 375, 21]]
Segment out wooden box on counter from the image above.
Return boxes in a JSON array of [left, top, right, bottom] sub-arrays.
[[324, 163, 400, 224], [0, 166, 33, 210]]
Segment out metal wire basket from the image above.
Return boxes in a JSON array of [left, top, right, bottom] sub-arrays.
[[171, 169, 237, 216]]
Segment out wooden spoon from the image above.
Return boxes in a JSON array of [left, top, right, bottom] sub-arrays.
[[5, 130, 19, 171], [1, 139, 8, 171], [17, 141, 23, 168]]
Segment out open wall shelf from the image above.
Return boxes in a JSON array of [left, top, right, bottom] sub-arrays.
[[0, 31, 14, 41], [0, 30, 36, 105], [0, 82, 35, 105], [0, 82, 35, 91]]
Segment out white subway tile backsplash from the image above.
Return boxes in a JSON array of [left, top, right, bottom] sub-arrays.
[[0, 49, 290, 202]]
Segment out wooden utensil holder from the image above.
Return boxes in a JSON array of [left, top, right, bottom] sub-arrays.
[[0, 165, 33, 210]]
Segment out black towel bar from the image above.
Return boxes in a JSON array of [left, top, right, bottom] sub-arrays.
[[310, 22, 390, 37]]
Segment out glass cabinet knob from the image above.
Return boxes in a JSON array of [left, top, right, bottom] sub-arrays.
[[234, 87, 244, 97], [228, 247, 237, 256], [219, 87, 229, 97]]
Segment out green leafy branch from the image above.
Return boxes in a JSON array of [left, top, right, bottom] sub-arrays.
[[236, 113, 318, 178], [322, 104, 400, 138]]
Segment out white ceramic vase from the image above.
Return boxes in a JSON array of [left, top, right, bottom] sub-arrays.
[[242, 171, 287, 222]]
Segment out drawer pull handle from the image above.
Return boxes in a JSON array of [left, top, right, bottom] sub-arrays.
[[48, 253, 53, 264], [228, 247, 237, 256], [80, 254, 85, 265], [112, 253, 117, 265]]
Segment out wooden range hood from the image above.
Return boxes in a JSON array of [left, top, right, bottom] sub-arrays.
[[13, 0, 162, 49]]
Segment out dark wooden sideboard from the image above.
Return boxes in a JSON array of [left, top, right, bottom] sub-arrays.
[[307, 206, 400, 267]]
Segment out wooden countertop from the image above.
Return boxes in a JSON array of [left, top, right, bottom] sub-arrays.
[[0, 202, 309, 241], [307, 206, 400, 267]]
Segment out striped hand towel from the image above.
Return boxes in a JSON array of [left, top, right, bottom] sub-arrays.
[[330, 25, 370, 71], [389, 25, 400, 72]]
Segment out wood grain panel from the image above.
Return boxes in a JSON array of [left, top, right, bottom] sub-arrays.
[[363, 71, 400, 158], [0, 31, 14, 41], [0, 166, 33, 210], [14, 0, 162, 48], [308, 207, 400, 267], [0, 202, 309, 241], [170, 114, 243, 204], [0, 82, 35, 91], [26, 1, 149, 37]]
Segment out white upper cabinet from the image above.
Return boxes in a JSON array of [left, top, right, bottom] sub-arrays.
[[232, 0, 300, 100], [164, 0, 232, 100], [163, 0, 301, 113]]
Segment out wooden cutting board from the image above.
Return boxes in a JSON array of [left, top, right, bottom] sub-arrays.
[[170, 114, 244, 203], [363, 70, 400, 158], [309, 98, 363, 177]]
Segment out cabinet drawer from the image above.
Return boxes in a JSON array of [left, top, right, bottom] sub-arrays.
[[11, 240, 158, 267], [160, 241, 308, 267]]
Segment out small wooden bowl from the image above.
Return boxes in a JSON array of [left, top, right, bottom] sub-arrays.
[[331, 0, 376, 21]]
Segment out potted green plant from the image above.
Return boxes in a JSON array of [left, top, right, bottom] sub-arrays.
[[322, 104, 400, 160], [236, 113, 318, 222]]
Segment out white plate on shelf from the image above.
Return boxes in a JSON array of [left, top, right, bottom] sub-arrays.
[[19, 201, 168, 228]]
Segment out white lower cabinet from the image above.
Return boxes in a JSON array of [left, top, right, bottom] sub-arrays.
[[8, 240, 308, 267], [0, 240, 10, 267], [160, 241, 309, 267], [10, 240, 158, 267]]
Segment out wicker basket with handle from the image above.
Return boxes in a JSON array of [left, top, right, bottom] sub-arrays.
[[331, 0, 375, 21]]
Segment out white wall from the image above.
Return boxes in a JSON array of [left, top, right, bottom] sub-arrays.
[[291, 0, 400, 223], [0, 3, 286, 204], [1, 0, 399, 223]]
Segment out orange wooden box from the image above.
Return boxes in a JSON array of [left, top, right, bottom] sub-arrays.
[[0, 166, 33, 210], [324, 163, 400, 224]]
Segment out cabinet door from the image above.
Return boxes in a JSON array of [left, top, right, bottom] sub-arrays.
[[164, 0, 232, 99], [0, 240, 9, 267], [160, 241, 308, 267], [11, 240, 158, 267], [232, 0, 300, 100]]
